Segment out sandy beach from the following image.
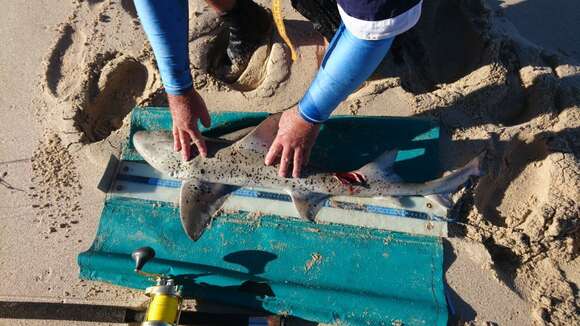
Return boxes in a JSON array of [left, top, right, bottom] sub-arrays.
[[0, 0, 578, 325]]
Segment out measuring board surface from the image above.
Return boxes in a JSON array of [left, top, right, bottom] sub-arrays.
[[79, 108, 449, 326], [112, 160, 449, 237]]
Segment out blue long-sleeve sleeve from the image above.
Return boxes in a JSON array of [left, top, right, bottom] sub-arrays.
[[298, 24, 394, 123], [134, 0, 192, 95]]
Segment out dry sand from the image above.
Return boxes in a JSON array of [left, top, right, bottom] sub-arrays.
[[1, 0, 578, 325]]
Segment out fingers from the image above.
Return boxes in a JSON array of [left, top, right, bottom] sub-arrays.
[[278, 146, 292, 178], [304, 145, 313, 167], [190, 90, 211, 128], [265, 141, 282, 166], [190, 128, 208, 158], [265, 141, 303, 178], [178, 127, 208, 161], [173, 126, 181, 152], [292, 149, 304, 178], [179, 130, 192, 161], [199, 105, 211, 128]]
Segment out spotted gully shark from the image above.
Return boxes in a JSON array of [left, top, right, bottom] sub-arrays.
[[133, 113, 484, 240]]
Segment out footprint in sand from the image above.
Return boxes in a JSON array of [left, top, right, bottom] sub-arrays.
[[188, 5, 288, 93], [187, 3, 324, 106], [45, 23, 87, 98], [43, 0, 159, 147], [81, 54, 153, 142], [474, 122, 579, 249], [45, 44, 156, 144], [476, 134, 553, 229], [43, 1, 324, 148]]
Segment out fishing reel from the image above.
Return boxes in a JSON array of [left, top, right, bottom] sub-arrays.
[[132, 247, 182, 326]]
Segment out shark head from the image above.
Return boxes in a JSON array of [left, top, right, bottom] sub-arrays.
[[133, 130, 179, 175], [133, 130, 173, 158]]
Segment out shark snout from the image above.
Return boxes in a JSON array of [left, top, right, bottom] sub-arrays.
[[133, 131, 174, 161], [132, 130, 148, 147]]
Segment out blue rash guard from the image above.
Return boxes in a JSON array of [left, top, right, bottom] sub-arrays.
[[134, 0, 192, 95], [298, 0, 423, 123], [298, 24, 393, 123], [133, 0, 422, 121]]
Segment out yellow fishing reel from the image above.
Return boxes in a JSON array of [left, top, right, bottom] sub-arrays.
[[132, 247, 182, 326]]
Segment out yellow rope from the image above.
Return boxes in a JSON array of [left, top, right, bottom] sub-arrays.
[[272, 0, 298, 61]]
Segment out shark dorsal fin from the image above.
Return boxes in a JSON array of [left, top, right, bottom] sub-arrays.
[[233, 113, 282, 153]]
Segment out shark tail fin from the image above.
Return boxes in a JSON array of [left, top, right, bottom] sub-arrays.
[[180, 180, 239, 241], [422, 153, 486, 208], [417, 150, 486, 196], [464, 151, 485, 177]]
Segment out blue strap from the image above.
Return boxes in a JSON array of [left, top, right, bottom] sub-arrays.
[[299, 24, 394, 123], [134, 0, 192, 95]]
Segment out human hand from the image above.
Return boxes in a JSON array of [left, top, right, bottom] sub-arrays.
[[265, 106, 321, 178], [167, 89, 211, 160]]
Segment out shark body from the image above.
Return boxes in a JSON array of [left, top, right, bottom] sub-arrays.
[[133, 113, 484, 240]]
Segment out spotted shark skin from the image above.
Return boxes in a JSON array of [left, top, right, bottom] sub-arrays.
[[133, 113, 484, 240]]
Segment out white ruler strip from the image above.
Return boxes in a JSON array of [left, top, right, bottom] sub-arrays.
[[108, 161, 448, 236]]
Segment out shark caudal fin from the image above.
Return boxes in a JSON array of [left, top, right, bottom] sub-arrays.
[[180, 179, 238, 241], [417, 151, 486, 196]]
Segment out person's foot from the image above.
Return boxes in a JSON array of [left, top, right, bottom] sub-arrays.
[[216, 0, 272, 83]]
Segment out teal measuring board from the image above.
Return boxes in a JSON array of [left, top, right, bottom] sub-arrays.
[[78, 107, 448, 325]]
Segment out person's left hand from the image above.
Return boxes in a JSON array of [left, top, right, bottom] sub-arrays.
[[265, 106, 321, 178]]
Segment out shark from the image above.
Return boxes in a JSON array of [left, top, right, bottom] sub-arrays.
[[133, 113, 484, 241]]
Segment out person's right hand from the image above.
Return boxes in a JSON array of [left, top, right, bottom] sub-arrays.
[[167, 88, 211, 161]]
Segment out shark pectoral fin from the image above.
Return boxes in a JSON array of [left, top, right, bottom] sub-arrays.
[[357, 149, 400, 182], [233, 113, 282, 153], [288, 190, 329, 221], [180, 180, 239, 241]]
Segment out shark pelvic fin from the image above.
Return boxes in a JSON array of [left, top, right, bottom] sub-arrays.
[[288, 190, 329, 221], [233, 113, 282, 153], [180, 179, 238, 241], [356, 149, 399, 183]]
